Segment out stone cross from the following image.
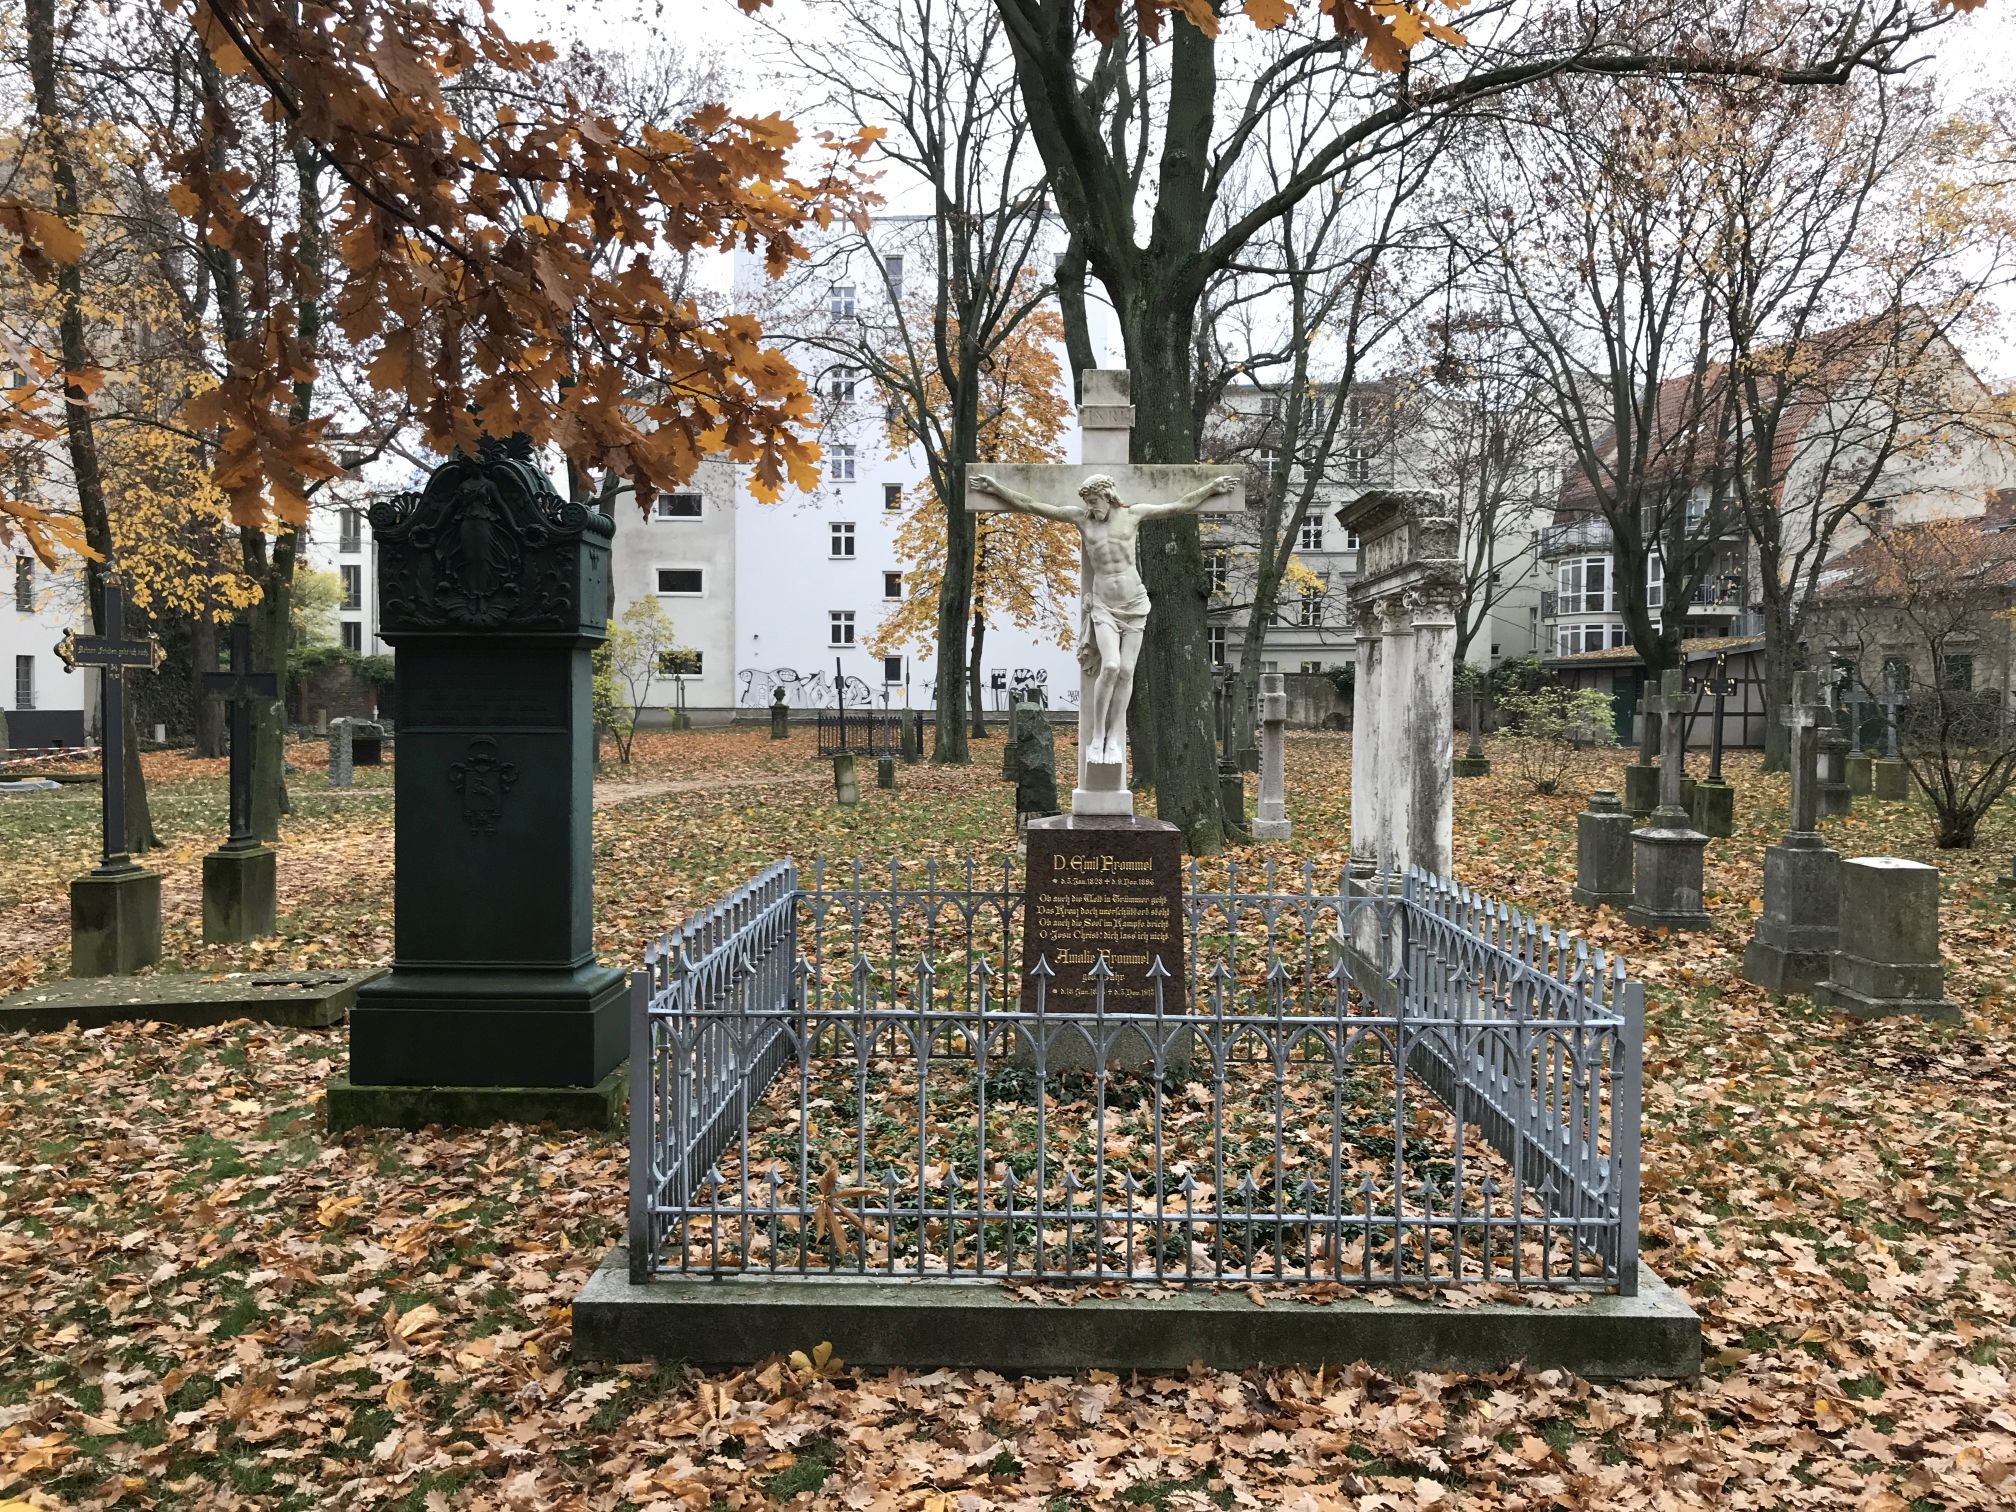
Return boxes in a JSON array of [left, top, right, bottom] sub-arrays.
[[204, 619, 280, 850], [54, 573, 163, 874], [963, 370, 1243, 815], [1843, 679, 1873, 756], [1783, 669, 1827, 835], [1876, 683, 1907, 760], [1647, 669, 1693, 814]]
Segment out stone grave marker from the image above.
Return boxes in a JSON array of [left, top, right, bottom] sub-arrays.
[[56, 573, 164, 977], [1741, 671, 1840, 994], [834, 751, 860, 805], [1812, 858, 1958, 1020], [1873, 682, 1909, 800], [1689, 657, 1737, 838], [1815, 688, 1852, 818], [1011, 699, 1059, 821], [876, 754, 896, 790], [1251, 672, 1291, 840], [327, 716, 354, 788], [1572, 790, 1635, 909], [352, 719, 386, 765], [201, 618, 280, 944], [770, 687, 790, 739], [1626, 669, 1710, 931], [1452, 688, 1490, 778], [328, 438, 628, 1133]]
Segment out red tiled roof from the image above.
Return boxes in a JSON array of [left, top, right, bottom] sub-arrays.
[[1544, 634, 1764, 668]]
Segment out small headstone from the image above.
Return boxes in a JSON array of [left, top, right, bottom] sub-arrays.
[[1622, 759, 1659, 820], [1812, 858, 1958, 1019], [1872, 759, 1909, 801], [151, 722, 166, 743], [351, 719, 386, 766], [1453, 689, 1490, 778], [328, 717, 354, 789], [876, 755, 895, 789], [1252, 672, 1291, 840], [1237, 743, 1259, 775], [1690, 780, 1735, 838], [1845, 752, 1873, 795], [0, 777, 61, 794], [1571, 790, 1634, 909], [1218, 762, 1246, 838], [899, 712, 921, 763], [770, 688, 790, 740], [1012, 701, 1059, 819], [1626, 670, 1710, 931], [833, 752, 860, 805]]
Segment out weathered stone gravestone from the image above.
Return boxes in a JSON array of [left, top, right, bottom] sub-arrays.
[[1812, 858, 1958, 1020], [1815, 696, 1852, 818], [351, 719, 386, 765], [328, 438, 627, 1132], [327, 716, 354, 788], [899, 711, 921, 763], [1452, 688, 1490, 778], [769, 687, 790, 739], [1741, 672, 1839, 994], [59, 573, 164, 978], [876, 754, 896, 790], [1626, 670, 1709, 932], [1251, 672, 1291, 840], [1572, 790, 1635, 910], [833, 752, 860, 805], [1011, 699, 1058, 821], [1872, 682, 1909, 800], [201, 619, 280, 945]]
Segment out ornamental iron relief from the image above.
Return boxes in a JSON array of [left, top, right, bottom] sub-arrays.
[[449, 736, 518, 834]]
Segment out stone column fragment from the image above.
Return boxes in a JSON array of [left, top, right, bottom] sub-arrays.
[[1252, 672, 1291, 840]]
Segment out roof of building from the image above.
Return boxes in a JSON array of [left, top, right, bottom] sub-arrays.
[[1814, 495, 2016, 600], [1545, 634, 1764, 669]]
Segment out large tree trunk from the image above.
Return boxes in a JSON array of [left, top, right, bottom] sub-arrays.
[[968, 611, 988, 739], [1758, 595, 1796, 773], [28, 0, 157, 853], [930, 398, 981, 763]]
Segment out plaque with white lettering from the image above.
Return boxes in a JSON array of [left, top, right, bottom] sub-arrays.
[[1021, 815, 1185, 1036]]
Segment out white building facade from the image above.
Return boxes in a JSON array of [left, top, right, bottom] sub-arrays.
[[2, 549, 90, 749]]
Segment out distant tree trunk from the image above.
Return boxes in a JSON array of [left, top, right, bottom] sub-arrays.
[[28, 0, 157, 852], [967, 610, 988, 739], [191, 615, 223, 757], [931, 388, 981, 763]]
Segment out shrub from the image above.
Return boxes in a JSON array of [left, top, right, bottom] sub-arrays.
[[1497, 686, 1615, 794]]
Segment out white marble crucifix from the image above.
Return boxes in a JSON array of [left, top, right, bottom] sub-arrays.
[[962, 369, 1244, 816]]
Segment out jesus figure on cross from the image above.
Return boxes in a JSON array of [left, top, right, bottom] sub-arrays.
[[968, 469, 1240, 767]]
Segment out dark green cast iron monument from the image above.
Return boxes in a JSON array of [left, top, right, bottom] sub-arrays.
[[327, 438, 626, 1131]]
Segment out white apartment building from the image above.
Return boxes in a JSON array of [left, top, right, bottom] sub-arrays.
[[2, 548, 91, 749], [298, 479, 392, 659], [606, 459, 739, 713]]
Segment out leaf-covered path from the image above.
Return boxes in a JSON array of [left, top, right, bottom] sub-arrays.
[[3, 730, 2014, 1510]]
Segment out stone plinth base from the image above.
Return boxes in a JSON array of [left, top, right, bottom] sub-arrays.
[[1622, 763, 1659, 819], [1811, 859, 1957, 1020], [1, 967, 380, 1032], [1741, 834, 1841, 995], [202, 843, 277, 944], [575, 1249, 1701, 1379], [349, 963, 627, 1094], [327, 1064, 625, 1133], [1690, 781, 1735, 839], [1572, 791, 1634, 910], [876, 756, 895, 789], [1873, 760, 1909, 801], [69, 867, 162, 978], [1626, 815, 1710, 931], [1451, 756, 1490, 778], [1251, 816, 1291, 840], [1072, 758, 1134, 817], [1845, 754, 1873, 794]]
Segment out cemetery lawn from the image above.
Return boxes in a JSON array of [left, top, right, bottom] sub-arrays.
[[4, 728, 2016, 1510]]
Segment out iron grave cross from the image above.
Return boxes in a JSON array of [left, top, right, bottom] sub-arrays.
[[962, 369, 1243, 814], [54, 573, 163, 873], [204, 619, 279, 850]]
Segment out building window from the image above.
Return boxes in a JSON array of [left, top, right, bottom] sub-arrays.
[[655, 567, 705, 595], [340, 563, 362, 611], [882, 655, 903, 684], [829, 366, 857, 401], [830, 610, 855, 646], [13, 654, 33, 709], [883, 253, 904, 301], [1208, 626, 1228, 666], [883, 571, 902, 599], [657, 648, 702, 676], [1302, 395, 1327, 432], [1205, 547, 1229, 596], [884, 482, 903, 512], [1490, 643, 1502, 659], [1942, 653, 1975, 691], [654, 492, 702, 520], [1554, 622, 1629, 657], [1344, 530, 1360, 551], [1297, 517, 1324, 551], [830, 521, 856, 558], [1295, 579, 1326, 628], [1557, 555, 1610, 615], [340, 619, 362, 652], [829, 445, 856, 483], [1254, 447, 1278, 480], [829, 284, 855, 319], [13, 556, 29, 612], [1341, 444, 1373, 483], [1301, 659, 1324, 674], [339, 506, 362, 554]]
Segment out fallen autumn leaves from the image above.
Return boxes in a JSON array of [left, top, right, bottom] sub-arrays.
[[1, 729, 2013, 1509]]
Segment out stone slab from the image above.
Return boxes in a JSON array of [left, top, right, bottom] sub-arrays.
[[1, 967, 382, 1033], [326, 1063, 625, 1133], [573, 1248, 1700, 1380], [1451, 756, 1490, 778]]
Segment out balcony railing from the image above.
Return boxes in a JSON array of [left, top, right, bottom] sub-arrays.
[[1538, 517, 1614, 559]]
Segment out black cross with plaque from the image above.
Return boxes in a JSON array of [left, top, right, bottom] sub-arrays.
[[54, 574, 163, 874], [204, 620, 279, 849], [1688, 654, 1741, 784]]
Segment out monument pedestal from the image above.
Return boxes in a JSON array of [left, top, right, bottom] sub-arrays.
[[336, 441, 628, 1132], [1740, 833, 1840, 994], [202, 842, 277, 944], [1571, 790, 1634, 909], [1451, 754, 1490, 778], [1626, 811, 1711, 932], [1812, 858, 1958, 1020], [1071, 759, 1135, 818], [1020, 814, 1185, 1072], [1690, 780, 1735, 839], [69, 866, 162, 978]]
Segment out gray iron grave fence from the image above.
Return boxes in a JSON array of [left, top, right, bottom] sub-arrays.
[[628, 859, 1642, 1294]]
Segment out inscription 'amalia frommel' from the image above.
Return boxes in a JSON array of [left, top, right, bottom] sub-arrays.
[[1053, 854, 1157, 874]]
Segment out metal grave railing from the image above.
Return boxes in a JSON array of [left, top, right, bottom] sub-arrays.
[[627, 859, 1642, 1292]]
